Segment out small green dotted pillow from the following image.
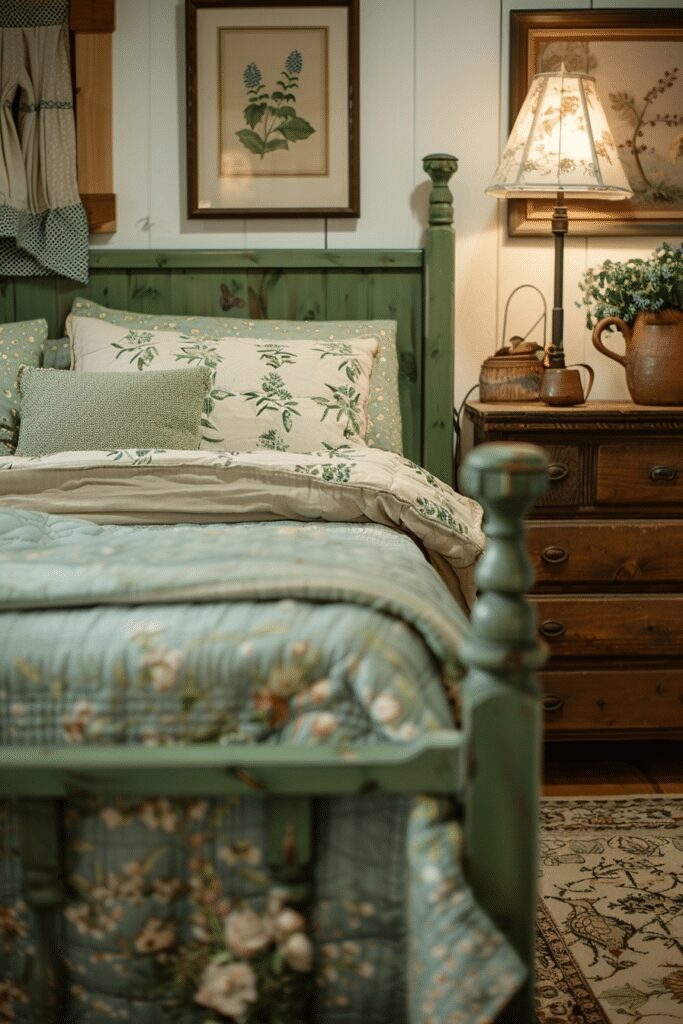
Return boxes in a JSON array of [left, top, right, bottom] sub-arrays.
[[0, 319, 48, 453], [16, 366, 211, 458]]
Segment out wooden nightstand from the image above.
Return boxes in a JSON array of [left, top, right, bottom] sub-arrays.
[[465, 401, 683, 741]]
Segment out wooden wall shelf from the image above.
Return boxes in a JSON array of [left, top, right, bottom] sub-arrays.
[[71, 0, 116, 234]]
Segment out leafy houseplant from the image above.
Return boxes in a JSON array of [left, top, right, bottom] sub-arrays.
[[578, 243, 683, 328], [578, 244, 683, 405]]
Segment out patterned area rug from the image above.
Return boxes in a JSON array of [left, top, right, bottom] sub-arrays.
[[537, 796, 683, 1023]]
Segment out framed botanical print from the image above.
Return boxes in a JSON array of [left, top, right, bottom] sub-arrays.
[[509, 9, 683, 236], [186, 0, 359, 218]]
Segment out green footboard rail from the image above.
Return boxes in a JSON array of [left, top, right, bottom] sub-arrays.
[[0, 442, 547, 1024]]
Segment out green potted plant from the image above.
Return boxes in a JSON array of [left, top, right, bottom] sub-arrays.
[[578, 243, 683, 405]]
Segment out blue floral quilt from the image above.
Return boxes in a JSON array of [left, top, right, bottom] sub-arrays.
[[0, 451, 523, 1024]]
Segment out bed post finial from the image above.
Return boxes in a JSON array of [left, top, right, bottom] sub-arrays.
[[459, 441, 548, 1024], [422, 153, 458, 486], [423, 153, 458, 225]]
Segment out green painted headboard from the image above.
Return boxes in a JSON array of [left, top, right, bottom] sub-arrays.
[[0, 155, 457, 483]]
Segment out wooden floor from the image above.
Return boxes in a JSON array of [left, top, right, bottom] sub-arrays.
[[543, 740, 683, 796]]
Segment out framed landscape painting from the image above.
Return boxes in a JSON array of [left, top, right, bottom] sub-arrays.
[[509, 9, 683, 236], [186, 0, 359, 218]]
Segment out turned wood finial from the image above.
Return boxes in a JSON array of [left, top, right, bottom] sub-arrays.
[[460, 442, 549, 690], [423, 153, 458, 226]]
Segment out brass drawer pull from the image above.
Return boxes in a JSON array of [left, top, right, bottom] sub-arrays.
[[649, 465, 677, 483], [542, 545, 568, 565], [547, 462, 569, 482], [542, 693, 565, 713], [539, 620, 566, 639]]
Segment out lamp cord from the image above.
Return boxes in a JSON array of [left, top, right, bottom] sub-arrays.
[[453, 383, 481, 486]]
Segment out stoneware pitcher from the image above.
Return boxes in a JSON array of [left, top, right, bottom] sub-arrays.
[[592, 309, 683, 405], [539, 363, 594, 407]]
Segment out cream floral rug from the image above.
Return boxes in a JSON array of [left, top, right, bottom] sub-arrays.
[[536, 796, 683, 1023]]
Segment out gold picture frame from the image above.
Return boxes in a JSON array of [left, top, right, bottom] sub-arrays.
[[509, 9, 683, 236], [186, 0, 359, 218]]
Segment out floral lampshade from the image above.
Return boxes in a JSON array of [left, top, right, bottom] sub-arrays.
[[486, 68, 633, 200]]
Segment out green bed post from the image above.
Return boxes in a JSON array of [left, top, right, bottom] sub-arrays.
[[459, 443, 548, 1024], [422, 153, 457, 487], [17, 799, 64, 1023]]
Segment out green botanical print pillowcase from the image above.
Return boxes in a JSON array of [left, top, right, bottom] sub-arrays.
[[16, 367, 211, 457], [67, 312, 380, 453], [0, 318, 48, 452], [66, 299, 403, 453]]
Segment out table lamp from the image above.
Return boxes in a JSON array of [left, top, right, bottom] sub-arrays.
[[486, 67, 633, 404]]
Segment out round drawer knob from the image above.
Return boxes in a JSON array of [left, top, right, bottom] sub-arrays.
[[542, 693, 565, 713], [542, 545, 568, 565], [547, 463, 569, 482], [649, 465, 677, 483], [539, 620, 566, 639]]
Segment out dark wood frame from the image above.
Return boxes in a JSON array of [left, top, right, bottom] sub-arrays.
[[509, 8, 683, 237], [186, 0, 360, 218]]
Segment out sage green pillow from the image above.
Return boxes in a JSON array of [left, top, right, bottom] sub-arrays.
[[0, 318, 48, 452], [16, 367, 211, 457], [43, 336, 71, 369]]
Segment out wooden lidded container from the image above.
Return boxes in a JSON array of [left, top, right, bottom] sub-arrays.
[[479, 284, 547, 401], [479, 352, 544, 402]]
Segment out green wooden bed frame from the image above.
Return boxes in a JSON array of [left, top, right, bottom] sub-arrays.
[[0, 156, 548, 1023]]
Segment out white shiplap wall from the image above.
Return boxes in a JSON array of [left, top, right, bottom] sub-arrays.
[[96, 0, 683, 407]]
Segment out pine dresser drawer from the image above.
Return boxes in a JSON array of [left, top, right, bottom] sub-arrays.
[[537, 445, 582, 507], [531, 595, 683, 657], [528, 521, 683, 585], [597, 441, 683, 505], [539, 667, 683, 737]]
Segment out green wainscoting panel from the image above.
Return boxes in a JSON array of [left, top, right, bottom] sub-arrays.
[[5, 247, 452, 473]]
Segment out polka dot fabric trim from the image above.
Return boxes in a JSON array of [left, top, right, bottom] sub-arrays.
[[0, 1, 67, 27], [0, 204, 89, 284]]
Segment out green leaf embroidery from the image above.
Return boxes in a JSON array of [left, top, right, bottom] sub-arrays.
[[256, 343, 297, 369], [601, 984, 649, 1012], [112, 330, 158, 370], [275, 117, 315, 142], [236, 128, 266, 155], [243, 102, 267, 128], [312, 385, 363, 437], [313, 342, 362, 382], [243, 372, 301, 432], [295, 462, 352, 484], [264, 138, 290, 153], [257, 428, 289, 452]]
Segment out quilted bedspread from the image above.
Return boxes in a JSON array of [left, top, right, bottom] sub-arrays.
[[0, 449, 523, 1024]]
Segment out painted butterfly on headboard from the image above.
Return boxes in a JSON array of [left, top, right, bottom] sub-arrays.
[[219, 283, 246, 312]]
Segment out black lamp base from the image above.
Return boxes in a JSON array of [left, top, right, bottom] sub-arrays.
[[549, 195, 569, 369]]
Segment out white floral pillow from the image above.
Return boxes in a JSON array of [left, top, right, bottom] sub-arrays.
[[67, 316, 379, 453]]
